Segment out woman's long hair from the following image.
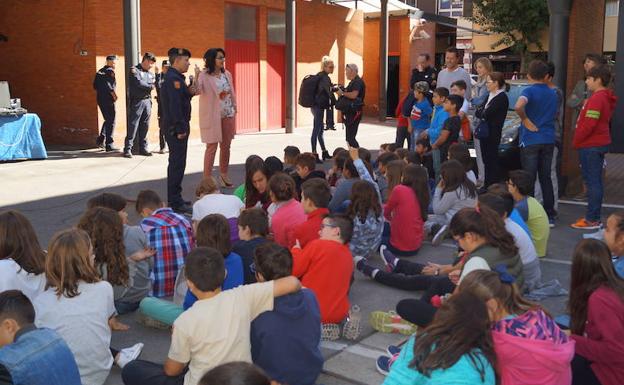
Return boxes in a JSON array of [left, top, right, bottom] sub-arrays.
[[440, 159, 476, 198], [347, 180, 382, 224], [411, 290, 496, 382], [204, 48, 226, 74], [244, 155, 269, 208], [77, 207, 129, 286], [386, 159, 406, 196], [474, 57, 493, 83], [0, 210, 46, 275], [449, 207, 518, 257], [401, 164, 430, 221], [569, 239, 624, 335]]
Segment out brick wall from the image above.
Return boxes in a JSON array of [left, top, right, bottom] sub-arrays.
[[1, 0, 363, 146]]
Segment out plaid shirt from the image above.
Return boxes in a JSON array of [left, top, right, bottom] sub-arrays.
[[141, 208, 193, 297]]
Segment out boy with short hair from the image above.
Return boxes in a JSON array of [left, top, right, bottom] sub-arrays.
[[514, 60, 559, 226], [283, 145, 301, 175], [571, 65, 616, 229], [233, 208, 270, 284], [450, 79, 473, 146], [414, 138, 435, 181], [291, 178, 332, 248], [291, 214, 354, 326], [250, 242, 323, 385], [0, 290, 82, 385], [121, 247, 302, 385], [136, 189, 194, 297], [293, 153, 326, 197], [508, 170, 550, 258], [425, 87, 450, 180], [431, 94, 462, 163], [403, 81, 432, 151]]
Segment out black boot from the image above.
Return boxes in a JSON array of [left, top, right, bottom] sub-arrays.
[[322, 150, 332, 161], [313, 153, 323, 164]]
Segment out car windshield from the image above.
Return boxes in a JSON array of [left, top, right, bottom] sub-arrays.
[[506, 82, 530, 110]]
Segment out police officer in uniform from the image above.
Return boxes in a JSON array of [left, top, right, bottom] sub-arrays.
[[124, 52, 156, 158], [155, 59, 170, 154], [161, 48, 194, 214], [93, 55, 119, 151]]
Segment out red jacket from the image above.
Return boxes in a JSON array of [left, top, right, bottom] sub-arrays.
[[570, 286, 624, 385], [290, 208, 329, 248], [291, 239, 353, 323], [396, 96, 409, 128], [573, 89, 616, 149], [383, 185, 424, 252]]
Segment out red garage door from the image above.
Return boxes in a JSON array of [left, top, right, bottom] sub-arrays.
[[267, 43, 285, 129]]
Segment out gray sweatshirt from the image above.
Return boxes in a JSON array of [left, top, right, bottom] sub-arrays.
[[432, 186, 477, 223]]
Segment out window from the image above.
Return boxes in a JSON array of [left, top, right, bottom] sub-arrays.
[[268, 10, 285, 44], [606, 0, 619, 16], [225, 4, 257, 41], [437, 0, 464, 18]]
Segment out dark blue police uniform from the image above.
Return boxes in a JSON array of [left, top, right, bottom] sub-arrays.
[[124, 63, 155, 154], [155, 71, 167, 152], [160, 67, 192, 209], [93, 65, 116, 147]]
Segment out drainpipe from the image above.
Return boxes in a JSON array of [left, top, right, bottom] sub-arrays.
[[123, 0, 141, 129], [547, 0, 572, 95]]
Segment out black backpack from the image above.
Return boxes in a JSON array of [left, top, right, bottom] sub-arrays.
[[298, 74, 321, 108]]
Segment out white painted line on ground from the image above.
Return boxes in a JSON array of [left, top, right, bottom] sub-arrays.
[[560, 199, 624, 209], [540, 258, 573, 266], [321, 341, 386, 360]]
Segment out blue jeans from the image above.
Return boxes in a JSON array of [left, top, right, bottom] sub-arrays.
[[579, 146, 608, 222], [520, 143, 556, 219], [311, 106, 327, 153]]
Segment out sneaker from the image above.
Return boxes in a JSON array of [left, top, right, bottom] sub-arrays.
[[139, 150, 153, 157], [115, 343, 144, 368], [343, 305, 362, 340], [431, 224, 448, 246], [571, 218, 601, 230], [369, 311, 418, 335], [123, 150, 133, 158], [355, 257, 377, 278], [378, 245, 397, 272], [548, 218, 556, 228], [321, 323, 341, 341], [376, 355, 392, 376], [105, 144, 120, 152], [583, 228, 605, 240], [386, 344, 401, 356]]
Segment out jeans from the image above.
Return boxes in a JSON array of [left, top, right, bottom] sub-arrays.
[[374, 259, 434, 291], [122, 360, 186, 385], [535, 142, 561, 212], [344, 111, 362, 148], [578, 146, 608, 222], [409, 128, 425, 151], [395, 126, 411, 149], [432, 148, 441, 182], [520, 143, 556, 219], [311, 106, 327, 153]]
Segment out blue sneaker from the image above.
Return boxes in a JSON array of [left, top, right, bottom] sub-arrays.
[[386, 344, 401, 356], [376, 355, 392, 376]]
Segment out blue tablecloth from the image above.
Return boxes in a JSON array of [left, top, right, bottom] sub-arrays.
[[0, 113, 48, 161]]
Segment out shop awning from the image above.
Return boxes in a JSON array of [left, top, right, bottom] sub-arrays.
[[327, 0, 417, 14]]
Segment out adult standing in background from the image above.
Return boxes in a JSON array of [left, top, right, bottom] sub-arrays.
[[335, 64, 365, 149], [124, 52, 156, 158], [437, 47, 472, 99], [155, 60, 170, 154], [93, 55, 119, 152], [161, 48, 194, 214], [409, 53, 437, 94], [311, 56, 334, 163], [471, 57, 493, 187], [193, 48, 237, 186]]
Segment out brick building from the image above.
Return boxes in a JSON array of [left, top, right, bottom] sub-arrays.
[[0, 0, 363, 146]]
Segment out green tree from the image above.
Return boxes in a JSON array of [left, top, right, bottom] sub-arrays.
[[469, 0, 549, 71]]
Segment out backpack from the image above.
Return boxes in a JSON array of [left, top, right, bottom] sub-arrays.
[[298, 74, 321, 108]]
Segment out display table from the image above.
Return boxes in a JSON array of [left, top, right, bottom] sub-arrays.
[[0, 113, 47, 161]]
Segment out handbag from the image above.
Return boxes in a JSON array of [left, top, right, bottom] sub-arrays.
[[335, 96, 363, 113]]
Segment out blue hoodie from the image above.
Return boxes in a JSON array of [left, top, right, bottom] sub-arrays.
[[251, 289, 323, 385], [429, 104, 449, 143]]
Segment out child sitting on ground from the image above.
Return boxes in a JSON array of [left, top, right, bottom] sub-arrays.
[[250, 242, 323, 385], [136, 190, 193, 297], [327, 149, 349, 192], [448, 142, 476, 184], [291, 214, 354, 339], [385, 160, 406, 198], [604, 211, 624, 278], [507, 170, 550, 258], [291, 178, 332, 249], [268, 173, 306, 247], [0, 290, 82, 385], [198, 362, 274, 385], [35, 229, 143, 385], [395, 148, 409, 163], [121, 247, 301, 385], [450, 80, 472, 142], [486, 183, 531, 236], [192, 177, 244, 235], [234, 208, 270, 284], [283, 145, 301, 175], [293, 153, 327, 198], [329, 157, 361, 213], [411, 138, 435, 183]]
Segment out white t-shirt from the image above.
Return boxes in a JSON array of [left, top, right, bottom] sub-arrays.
[[0, 259, 46, 301], [34, 281, 116, 385], [505, 218, 538, 265], [192, 193, 245, 222], [466, 170, 477, 184], [169, 281, 274, 385]]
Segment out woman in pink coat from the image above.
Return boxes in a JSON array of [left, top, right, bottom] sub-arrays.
[[194, 48, 237, 186]]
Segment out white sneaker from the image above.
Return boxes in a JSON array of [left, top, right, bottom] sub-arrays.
[[116, 343, 144, 368], [431, 224, 448, 246]]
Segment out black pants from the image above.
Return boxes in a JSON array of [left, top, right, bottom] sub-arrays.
[[125, 98, 152, 152], [395, 126, 411, 149], [395, 276, 455, 327], [480, 134, 501, 187], [166, 132, 189, 208], [344, 111, 362, 148], [374, 260, 434, 291], [122, 360, 186, 385], [97, 100, 116, 145], [157, 104, 166, 151], [571, 354, 602, 385]]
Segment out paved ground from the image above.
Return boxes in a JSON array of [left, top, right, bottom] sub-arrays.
[[1, 120, 616, 385]]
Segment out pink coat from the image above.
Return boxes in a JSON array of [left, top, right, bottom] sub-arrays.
[[196, 69, 237, 143]]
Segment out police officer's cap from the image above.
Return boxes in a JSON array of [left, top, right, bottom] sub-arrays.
[[162, 60, 170, 67], [106, 55, 117, 61], [143, 52, 157, 62]]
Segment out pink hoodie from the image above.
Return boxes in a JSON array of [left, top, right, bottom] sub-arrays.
[[493, 311, 575, 385]]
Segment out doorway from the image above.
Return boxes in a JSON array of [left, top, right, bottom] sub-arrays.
[[387, 55, 400, 117]]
